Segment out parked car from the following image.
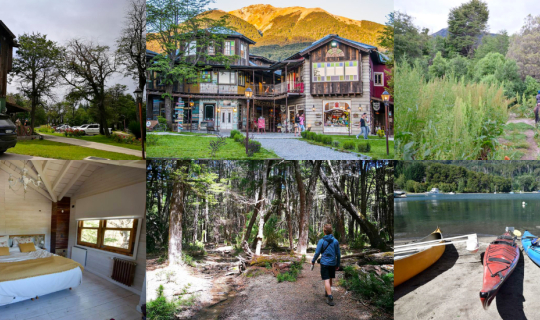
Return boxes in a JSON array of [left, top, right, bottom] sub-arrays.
[[82, 124, 112, 136], [55, 124, 71, 132], [71, 124, 89, 133], [0, 114, 17, 154]]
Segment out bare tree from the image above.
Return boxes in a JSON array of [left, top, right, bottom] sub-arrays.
[[117, 0, 147, 121], [60, 40, 118, 136], [294, 160, 322, 254]]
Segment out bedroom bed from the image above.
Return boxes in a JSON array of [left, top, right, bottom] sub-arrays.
[[0, 235, 84, 306]]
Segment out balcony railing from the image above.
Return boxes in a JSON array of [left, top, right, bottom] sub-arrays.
[[147, 81, 182, 92], [254, 81, 304, 97]]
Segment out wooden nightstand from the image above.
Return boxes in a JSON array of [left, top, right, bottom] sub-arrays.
[[55, 248, 67, 257]]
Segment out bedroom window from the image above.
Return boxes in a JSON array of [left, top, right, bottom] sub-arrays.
[[77, 219, 139, 256]]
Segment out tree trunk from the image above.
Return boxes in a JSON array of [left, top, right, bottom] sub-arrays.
[[30, 94, 37, 135], [255, 160, 270, 255], [319, 161, 389, 251], [193, 196, 199, 242], [169, 160, 190, 265], [165, 83, 173, 129], [244, 162, 272, 243], [294, 160, 322, 254]]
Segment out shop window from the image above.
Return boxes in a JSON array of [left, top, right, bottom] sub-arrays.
[[204, 105, 215, 121], [323, 102, 351, 128]]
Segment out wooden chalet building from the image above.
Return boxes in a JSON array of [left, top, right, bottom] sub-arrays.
[[0, 21, 20, 114], [146, 31, 393, 135]]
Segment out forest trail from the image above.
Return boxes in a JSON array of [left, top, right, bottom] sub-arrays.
[[218, 260, 376, 320], [504, 118, 539, 160]]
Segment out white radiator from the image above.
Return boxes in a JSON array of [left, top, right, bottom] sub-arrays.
[[71, 246, 87, 267]]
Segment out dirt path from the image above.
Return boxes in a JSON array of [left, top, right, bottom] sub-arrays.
[[505, 118, 539, 160], [219, 261, 377, 320]]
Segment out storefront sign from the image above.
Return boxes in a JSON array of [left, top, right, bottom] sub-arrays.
[[373, 102, 380, 111], [326, 48, 345, 58]]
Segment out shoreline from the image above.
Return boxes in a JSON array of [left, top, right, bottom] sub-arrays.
[[394, 236, 540, 319]]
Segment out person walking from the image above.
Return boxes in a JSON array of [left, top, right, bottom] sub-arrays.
[[311, 224, 341, 306], [356, 113, 368, 139], [294, 113, 300, 136], [299, 113, 305, 132]]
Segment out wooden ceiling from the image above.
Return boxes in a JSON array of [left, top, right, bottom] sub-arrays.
[[0, 160, 146, 202]]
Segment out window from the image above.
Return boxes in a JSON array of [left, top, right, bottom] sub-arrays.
[[312, 61, 359, 82], [208, 42, 215, 55], [238, 71, 245, 86], [77, 218, 139, 256], [224, 40, 235, 56], [200, 70, 212, 83], [185, 41, 196, 56], [374, 72, 384, 86], [219, 71, 236, 85], [241, 43, 247, 59]]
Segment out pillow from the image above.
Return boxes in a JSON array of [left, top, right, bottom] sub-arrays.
[[12, 237, 34, 247], [8, 246, 21, 253], [19, 243, 36, 253], [0, 247, 9, 256]]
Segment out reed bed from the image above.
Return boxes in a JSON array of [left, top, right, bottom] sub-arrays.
[[396, 62, 510, 160]]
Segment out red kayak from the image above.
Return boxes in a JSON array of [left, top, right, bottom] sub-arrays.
[[480, 231, 520, 309]]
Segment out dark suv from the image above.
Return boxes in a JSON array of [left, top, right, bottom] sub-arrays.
[[0, 114, 17, 155]]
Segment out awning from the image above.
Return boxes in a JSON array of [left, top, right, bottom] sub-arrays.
[[6, 101, 30, 114]]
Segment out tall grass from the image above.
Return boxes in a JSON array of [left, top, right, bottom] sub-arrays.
[[396, 62, 510, 160]]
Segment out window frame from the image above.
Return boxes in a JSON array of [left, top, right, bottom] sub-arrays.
[[224, 40, 235, 56], [77, 218, 139, 257], [218, 71, 236, 85], [208, 41, 215, 55], [185, 41, 196, 56], [238, 71, 245, 87], [374, 72, 384, 87], [312, 60, 359, 82]]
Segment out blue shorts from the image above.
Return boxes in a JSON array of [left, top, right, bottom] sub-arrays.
[[320, 264, 336, 280]]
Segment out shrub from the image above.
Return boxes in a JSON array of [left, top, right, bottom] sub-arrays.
[[300, 131, 308, 139], [332, 140, 340, 147], [314, 134, 323, 142], [343, 141, 355, 150], [128, 121, 141, 139], [147, 285, 176, 320], [276, 261, 303, 282], [37, 125, 55, 134], [377, 129, 385, 138], [157, 116, 167, 125], [247, 140, 262, 156], [322, 136, 332, 145], [230, 130, 241, 138], [340, 266, 393, 312], [308, 132, 316, 140], [234, 133, 245, 143], [357, 142, 371, 152]]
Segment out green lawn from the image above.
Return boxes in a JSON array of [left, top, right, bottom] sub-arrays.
[[8, 140, 141, 160], [301, 135, 394, 159], [41, 132, 142, 151], [147, 135, 279, 159]]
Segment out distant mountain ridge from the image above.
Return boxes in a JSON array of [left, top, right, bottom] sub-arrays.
[[431, 27, 497, 39]]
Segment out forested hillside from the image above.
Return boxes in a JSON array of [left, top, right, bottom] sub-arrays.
[[396, 161, 540, 193]]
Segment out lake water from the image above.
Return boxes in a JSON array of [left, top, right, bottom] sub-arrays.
[[395, 193, 540, 240]]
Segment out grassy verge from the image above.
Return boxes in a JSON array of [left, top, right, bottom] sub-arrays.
[[340, 266, 393, 313], [301, 135, 394, 159], [147, 135, 279, 159], [40, 131, 142, 151], [147, 284, 197, 319], [498, 122, 536, 160], [9, 140, 141, 160]]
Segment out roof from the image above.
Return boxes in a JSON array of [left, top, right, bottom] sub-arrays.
[[249, 54, 277, 65], [283, 34, 378, 61], [6, 100, 30, 114], [0, 20, 19, 47], [207, 27, 256, 44]]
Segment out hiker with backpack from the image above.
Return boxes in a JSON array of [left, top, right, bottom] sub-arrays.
[[536, 90, 540, 127], [311, 224, 341, 306]]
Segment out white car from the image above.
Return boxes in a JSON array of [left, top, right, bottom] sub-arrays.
[[73, 124, 90, 131], [82, 124, 112, 136]]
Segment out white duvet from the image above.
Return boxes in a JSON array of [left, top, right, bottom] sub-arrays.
[[0, 249, 83, 306]]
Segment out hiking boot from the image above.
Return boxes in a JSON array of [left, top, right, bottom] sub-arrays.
[[327, 295, 335, 306]]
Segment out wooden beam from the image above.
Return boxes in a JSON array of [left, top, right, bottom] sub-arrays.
[[0, 162, 52, 201], [31, 160, 57, 202], [58, 163, 89, 201], [52, 160, 73, 191]]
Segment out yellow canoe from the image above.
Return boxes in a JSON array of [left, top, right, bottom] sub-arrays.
[[394, 227, 445, 287]]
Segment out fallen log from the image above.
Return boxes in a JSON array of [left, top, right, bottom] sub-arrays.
[[355, 252, 394, 265], [341, 250, 380, 259]]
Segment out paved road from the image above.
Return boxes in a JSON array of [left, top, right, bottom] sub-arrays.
[[40, 134, 142, 157], [0, 153, 52, 160], [250, 134, 368, 160]]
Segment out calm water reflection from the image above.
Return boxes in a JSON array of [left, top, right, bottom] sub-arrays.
[[395, 193, 540, 239]]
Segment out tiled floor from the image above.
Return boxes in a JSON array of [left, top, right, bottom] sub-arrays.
[[0, 271, 142, 320]]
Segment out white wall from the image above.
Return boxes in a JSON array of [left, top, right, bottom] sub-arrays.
[[0, 169, 52, 250], [67, 166, 146, 295]]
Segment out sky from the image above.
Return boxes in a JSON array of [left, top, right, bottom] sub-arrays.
[[395, 0, 539, 35], [2, 0, 137, 101], [212, 0, 394, 25]]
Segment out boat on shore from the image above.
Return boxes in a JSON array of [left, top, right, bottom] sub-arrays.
[[426, 188, 440, 195], [394, 190, 407, 198], [394, 227, 445, 287], [522, 230, 540, 267], [480, 228, 520, 310]]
